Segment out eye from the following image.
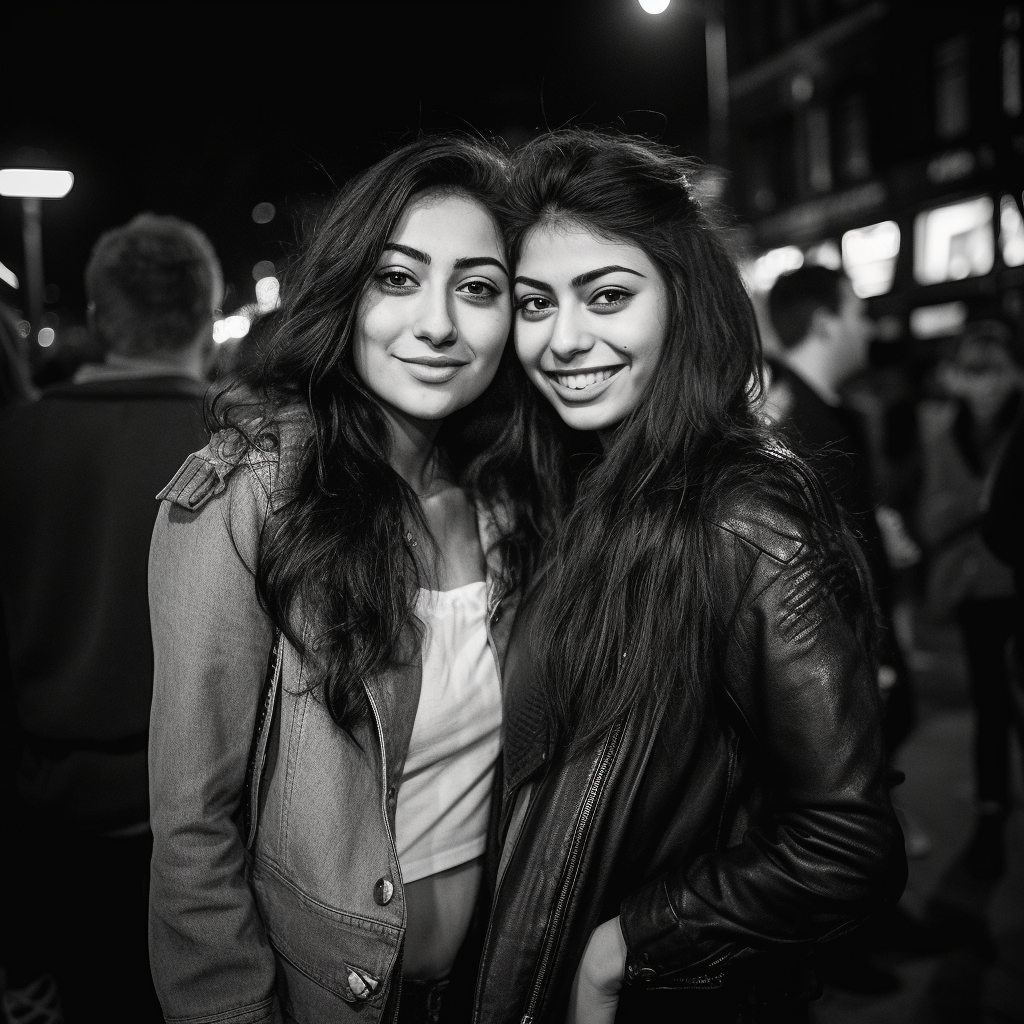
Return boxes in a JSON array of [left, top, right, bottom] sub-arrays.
[[375, 268, 417, 292], [590, 288, 631, 308], [458, 279, 500, 299], [515, 295, 554, 318]]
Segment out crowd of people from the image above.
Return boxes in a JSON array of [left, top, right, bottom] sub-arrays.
[[0, 129, 1020, 1024]]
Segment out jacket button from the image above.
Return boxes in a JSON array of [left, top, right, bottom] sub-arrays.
[[374, 877, 394, 906]]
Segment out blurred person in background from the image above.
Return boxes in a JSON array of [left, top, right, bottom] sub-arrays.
[[765, 269, 917, 763], [981, 400, 1024, 762], [0, 214, 220, 1023], [917, 318, 1024, 882], [0, 298, 37, 409], [764, 266, 927, 993]]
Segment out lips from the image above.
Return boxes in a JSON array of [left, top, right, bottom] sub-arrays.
[[398, 355, 469, 368], [546, 367, 623, 390]]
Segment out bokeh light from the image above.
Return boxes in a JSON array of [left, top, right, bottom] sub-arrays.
[[252, 202, 276, 225]]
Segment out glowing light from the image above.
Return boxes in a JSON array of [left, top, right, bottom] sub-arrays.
[[255, 276, 280, 313], [790, 74, 814, 104], [252, 202, 276, 224], [804, 240, 842, 270], [252, 260, 275, 281], [0, 260, 18, 289], [999, 194, 1024, 268], [0, 168, 74, 199], [744, 246, 804, 293], [909, 301, 968, 340], [842, 220, 900, 298], [914, 196, 995, 285], [37, 326, 55, 347], [212, 314, 251, 343], [638, 0, 671, 11]]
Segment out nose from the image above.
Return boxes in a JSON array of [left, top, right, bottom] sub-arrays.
[[413, 284, 457, 347], [547, 306, 594, 363]]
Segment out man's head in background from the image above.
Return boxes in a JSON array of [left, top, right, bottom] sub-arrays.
[[768, 265, 874, 389], [941, 318, 1024, 426], [85, 213, 223, 362]]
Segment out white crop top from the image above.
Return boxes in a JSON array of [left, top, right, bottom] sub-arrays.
[[394, 582, 502, 883]]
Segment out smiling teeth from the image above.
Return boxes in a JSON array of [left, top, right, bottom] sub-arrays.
[[554, 369, 618, 390]]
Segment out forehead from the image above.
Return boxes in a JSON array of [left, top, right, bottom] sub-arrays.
[[389, 192, 503, 257], [517, 219, 658, 279]]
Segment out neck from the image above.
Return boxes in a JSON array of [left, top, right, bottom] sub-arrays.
[[381, 405, 445, 494], [781, 340, 841, 406]]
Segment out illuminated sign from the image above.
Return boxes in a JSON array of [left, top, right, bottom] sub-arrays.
[[1000, 194, 1024, 268], [842, 220, 900, 297], [913, 196, 994, 285]]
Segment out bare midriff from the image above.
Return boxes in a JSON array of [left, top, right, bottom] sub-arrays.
[[401, 857, 483, 979]]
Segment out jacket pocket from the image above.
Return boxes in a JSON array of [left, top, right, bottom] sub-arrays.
[[251, 860, 400, 1012]]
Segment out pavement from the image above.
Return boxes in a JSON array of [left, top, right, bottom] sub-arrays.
[[812, 609, 1024, 1024]]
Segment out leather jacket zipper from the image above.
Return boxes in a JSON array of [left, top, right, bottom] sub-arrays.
[[519, 718, 627, 1024], [365, 687, 403, 1024]]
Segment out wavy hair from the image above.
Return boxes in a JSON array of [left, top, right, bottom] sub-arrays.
[[494, 130, 876, 753], [211, 134, 535, 730]]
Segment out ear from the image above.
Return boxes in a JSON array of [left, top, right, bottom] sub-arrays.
[[809, 305, 840, 348]]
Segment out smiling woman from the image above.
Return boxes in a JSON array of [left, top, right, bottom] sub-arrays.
[[145, 135, 539, 1024], [513, 224, 668, 437], [470, 130, 907, 1024]]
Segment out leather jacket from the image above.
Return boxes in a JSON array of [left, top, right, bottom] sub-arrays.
[[473, 483, 907, 1022]]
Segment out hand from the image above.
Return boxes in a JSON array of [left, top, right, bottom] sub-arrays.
[[567, 916, 628, 1024]]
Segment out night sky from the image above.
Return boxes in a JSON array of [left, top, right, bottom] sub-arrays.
[[1, 1, 711, 336]]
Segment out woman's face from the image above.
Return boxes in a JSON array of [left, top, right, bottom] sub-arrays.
[[513, 220, 669, 434], [353, 192, 511, 430]]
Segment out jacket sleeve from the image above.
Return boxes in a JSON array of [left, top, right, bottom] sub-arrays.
[[618, 526, 906, 983], [148, 450, 284, 1024]]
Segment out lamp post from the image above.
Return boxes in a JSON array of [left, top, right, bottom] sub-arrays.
[[637, 0, 731, 169], [0, 168, 74, 339]]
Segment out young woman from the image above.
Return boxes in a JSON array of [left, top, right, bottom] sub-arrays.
[[147, 136, 532, 1024], [471, 131, 907, 1023]]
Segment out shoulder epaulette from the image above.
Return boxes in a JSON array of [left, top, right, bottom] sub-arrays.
[[156, 428, 270, 511]]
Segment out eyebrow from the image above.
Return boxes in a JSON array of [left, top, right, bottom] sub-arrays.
[[454, 256, 509, 276], [382, 244, 508, 277], [572, 265, 646, 287], [513, 266, 646, 291], [383, 243, 429, 264]]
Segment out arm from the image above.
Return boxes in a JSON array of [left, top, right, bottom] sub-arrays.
[[148, 458, 283, 1024], [617, 534, 906, 984]]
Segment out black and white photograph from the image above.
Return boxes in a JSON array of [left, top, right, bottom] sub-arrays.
[[1, 3, 1022, 1022]]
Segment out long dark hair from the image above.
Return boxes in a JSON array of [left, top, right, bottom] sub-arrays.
[[496, 130, 875, 753], [211, 134, 531, 730]]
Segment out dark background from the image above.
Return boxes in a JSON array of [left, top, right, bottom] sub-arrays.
[[0, 1, 712, 324]]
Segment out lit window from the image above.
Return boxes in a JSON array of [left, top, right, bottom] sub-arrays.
[[909, 301, 968, 340], [742, 246, 804, 293], [913, 196, 994, 285], [999, 194, 1024, 268], [842, 221, 900, 297]]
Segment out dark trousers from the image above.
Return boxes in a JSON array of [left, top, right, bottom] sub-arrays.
[[958, 598, 1020, 806], [2, 806, 163, 1024]]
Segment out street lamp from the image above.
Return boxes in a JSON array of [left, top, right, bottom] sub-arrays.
[[0, 168, 75, 339], [637, 0, 730, 169]]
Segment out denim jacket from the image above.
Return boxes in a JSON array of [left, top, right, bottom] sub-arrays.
[[147, 417, 517, 1024]]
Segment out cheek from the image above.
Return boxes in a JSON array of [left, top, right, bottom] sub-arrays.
[[514, 323, 546, 372]]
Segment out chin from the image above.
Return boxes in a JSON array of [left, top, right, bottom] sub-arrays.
[[547, 402, 621, 434]]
